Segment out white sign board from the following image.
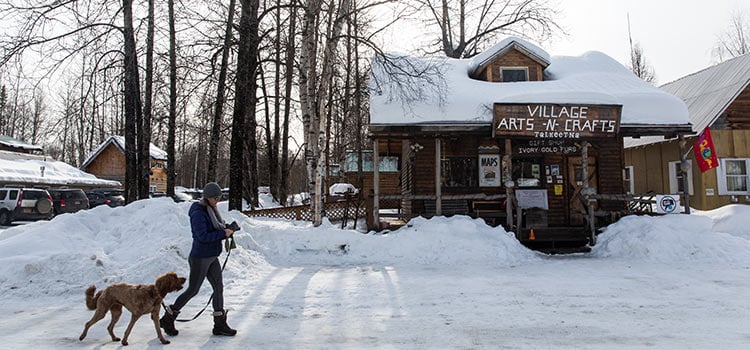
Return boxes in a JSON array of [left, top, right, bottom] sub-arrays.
[[478, 154, 501, 187], [655, 195, 681, 214], [515, 189, 549, 210]]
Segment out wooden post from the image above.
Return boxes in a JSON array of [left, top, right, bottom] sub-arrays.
[[373, 139, 380, 230], [435, 138, 442, 216], [582, 140, 596, 244], [504, 139, 513, 230], [679, 135, 691, 214]]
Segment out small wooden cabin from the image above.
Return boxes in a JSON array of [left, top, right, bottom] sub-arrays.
[[367, 37, 691, 251], [625, 53, 750, 210], [81, 135, 168, 193]]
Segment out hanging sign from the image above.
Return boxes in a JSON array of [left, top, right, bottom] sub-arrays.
[[478, 154, 501, 187], [493, 103, 621, 139]]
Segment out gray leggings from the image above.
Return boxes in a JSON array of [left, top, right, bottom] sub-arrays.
[[172, 256, 224, 312]]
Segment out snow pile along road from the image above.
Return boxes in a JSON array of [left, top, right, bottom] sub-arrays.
[[592, 213, 750, 263], [246, 214, 539, 267]]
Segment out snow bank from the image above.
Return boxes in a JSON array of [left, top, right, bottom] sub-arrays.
[[0, 199, 269, 298], [592, 214, 750, 263], [0, 199, 535, 299], [692, 204, 750, 240], [247, 215, 539, 267]]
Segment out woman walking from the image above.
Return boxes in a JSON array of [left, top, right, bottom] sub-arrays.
[[160, 182, 237, 336]]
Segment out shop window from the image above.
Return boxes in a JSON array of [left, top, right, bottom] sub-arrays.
[[623, 166, 634, 194], [441, 157, 478, 188], [344, 151, 399, 173], [718, 158, 750, 194], [512, 157, 543, 188], [668, 161, 693, 195], [501, 67, 528, 82]]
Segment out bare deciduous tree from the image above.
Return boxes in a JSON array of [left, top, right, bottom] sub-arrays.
[[713, 10, 750, 62], [627, 16, 656, 84], [412, 0, 560, 58]]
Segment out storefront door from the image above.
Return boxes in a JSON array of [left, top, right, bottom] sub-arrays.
[[567, 156, 597, 226]]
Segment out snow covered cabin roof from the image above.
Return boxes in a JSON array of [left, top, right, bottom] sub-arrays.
[[369, 38, 690, 130], [0, 150, 121, 187], [624, 53, 750, 148], [468, 37, 551, 76], [0, 135, 43, 152], [81, 135, 168, 169]]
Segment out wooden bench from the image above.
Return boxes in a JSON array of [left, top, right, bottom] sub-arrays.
[[423, 199, 469, 217], [472, 200, 506, 226]]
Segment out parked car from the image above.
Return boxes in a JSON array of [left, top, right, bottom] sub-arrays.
[[151, 191, 194, 203], [85, 189, 126, 208], [47, 188, 90, 215], [171, 192, 193, 202], [0, 187, 54, 225]]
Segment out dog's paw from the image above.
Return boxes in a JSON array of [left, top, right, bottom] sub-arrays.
[[160, 339, 171, 344], [120, 339, 128, 346]]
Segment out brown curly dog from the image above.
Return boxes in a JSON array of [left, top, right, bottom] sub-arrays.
[[79, 272, 186, 346]]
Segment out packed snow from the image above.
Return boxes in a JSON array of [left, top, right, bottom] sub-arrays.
[[0, 200, 749, 349]]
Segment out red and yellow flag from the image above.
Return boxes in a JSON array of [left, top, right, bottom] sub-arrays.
[[693, 127, 719, 173]]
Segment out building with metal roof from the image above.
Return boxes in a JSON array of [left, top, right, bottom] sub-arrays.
[[624, 53, 750, 210]]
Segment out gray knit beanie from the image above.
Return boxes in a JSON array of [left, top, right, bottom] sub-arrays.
[[203, 182, 222, 199]]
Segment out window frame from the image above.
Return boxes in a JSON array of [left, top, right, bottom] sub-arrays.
[[623, 166, 634, 194], [668, 160, 694, 195], [500, 66, 529, 82], [441, 156, 479, 189], [511, 156, 544, 189], [717, 158, 750, 195]]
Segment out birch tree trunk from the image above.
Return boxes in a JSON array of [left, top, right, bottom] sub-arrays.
[[300, 0, 351, 226]]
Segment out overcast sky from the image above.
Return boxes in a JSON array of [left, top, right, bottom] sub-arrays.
[[548, 0, 750, 84], [380, 0, 750, 85]]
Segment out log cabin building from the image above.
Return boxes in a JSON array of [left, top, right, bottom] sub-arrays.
[[625, 53, 750, 210], [81, 135, 168, 193], [365, 37, 691, 251]]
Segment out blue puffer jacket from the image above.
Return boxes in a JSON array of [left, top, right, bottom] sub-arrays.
[[188, 202, 226, 258]]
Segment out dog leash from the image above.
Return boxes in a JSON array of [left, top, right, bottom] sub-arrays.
[[162, 237, 234, 322]]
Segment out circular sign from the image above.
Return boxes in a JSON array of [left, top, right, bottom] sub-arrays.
[[659, 196, 677, 213]]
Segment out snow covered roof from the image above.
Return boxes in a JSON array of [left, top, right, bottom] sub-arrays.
[[467, 37, 551, 74], [81, 135, 168, 169], [0, 150, 121, 187], [0, 135, 43, 152], [370, 38, 689, 127]]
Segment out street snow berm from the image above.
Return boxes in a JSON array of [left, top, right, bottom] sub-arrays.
[[1, 198, 749, 348]]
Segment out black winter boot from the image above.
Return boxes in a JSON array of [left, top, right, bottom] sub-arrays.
[[212, 310, 237, 336], [160, 305, 180, 336]]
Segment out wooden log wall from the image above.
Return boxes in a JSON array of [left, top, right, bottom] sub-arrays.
[[479, 48, 544, 82]]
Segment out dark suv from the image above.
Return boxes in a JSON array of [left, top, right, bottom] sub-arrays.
[[86, 189, 125, 208], [0, 187, 54, 225], [47, 188, 90, 215]]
